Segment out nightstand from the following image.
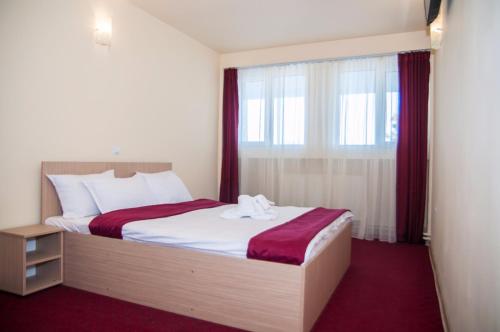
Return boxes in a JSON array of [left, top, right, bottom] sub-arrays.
[[0, 225, 63, 295]]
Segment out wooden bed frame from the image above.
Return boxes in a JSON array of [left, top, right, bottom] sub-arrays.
[[41, 161, 351, 332]]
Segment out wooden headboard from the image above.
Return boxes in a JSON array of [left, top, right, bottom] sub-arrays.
[[41, 161, 172, 223]]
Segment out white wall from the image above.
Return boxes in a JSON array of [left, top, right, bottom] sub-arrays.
[[431, 1, 500, 331], [0, 0, 220, 228], [220, 31, 430, 68]]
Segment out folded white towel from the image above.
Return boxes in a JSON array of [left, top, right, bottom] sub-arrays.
[[221, 194, 278, 220], [254, 194, 275, 210]]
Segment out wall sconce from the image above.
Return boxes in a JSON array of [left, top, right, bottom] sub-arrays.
[[430, 25, 443, 50], [429, 1, 444, 50], [95, 17, 112, 46]]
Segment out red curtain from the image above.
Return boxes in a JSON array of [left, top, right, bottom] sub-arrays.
[[219, 68, 239, 203], [396, 51, 431, 243]]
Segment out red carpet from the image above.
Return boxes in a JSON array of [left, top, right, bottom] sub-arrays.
[[0, 239, 443, 331]]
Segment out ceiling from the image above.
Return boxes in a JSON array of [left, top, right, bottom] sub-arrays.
[[131, 0, 427, 53]]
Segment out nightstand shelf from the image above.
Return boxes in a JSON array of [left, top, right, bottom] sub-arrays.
[[26, 251, 61, 266], [25, 259, 62, 295], [0, 225, 63, 296]]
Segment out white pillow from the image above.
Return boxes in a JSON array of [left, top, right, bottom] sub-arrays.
[[83, 175, 159, 214], [47, 170, 114, 219], [136, 171, 193, 204]]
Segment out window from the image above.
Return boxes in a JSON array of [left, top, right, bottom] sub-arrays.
[[238, 55, 399, 151], [337, 68, 399, 146], [239, 70, 306, 146]]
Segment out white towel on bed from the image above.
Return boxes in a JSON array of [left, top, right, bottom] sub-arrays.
[[221, 194, 277, 220]]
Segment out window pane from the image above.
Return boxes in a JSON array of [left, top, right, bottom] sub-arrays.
[[272, 75, 305, 145], [246, 99, 265, 142], [339, 93, 376, 145], [338, 70, 376, 146], [385, 92, 399, 143], [243, 81, 265, 142], [273, 97, 305, 145], [385, 72, 399, 143]]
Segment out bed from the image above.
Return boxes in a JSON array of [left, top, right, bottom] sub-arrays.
[[41, 161, 352, 332]]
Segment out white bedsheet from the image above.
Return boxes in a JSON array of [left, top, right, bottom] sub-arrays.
[[46, 205, 352, 263]]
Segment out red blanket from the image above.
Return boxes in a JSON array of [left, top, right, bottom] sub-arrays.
[[89, 199, 226, 239], [247, 208, 349, 265]]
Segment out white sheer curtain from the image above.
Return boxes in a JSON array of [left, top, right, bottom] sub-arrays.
[[238, 55, 399, 242]]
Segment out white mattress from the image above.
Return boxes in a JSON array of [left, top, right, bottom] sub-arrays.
[[46, 205, 352, 264]]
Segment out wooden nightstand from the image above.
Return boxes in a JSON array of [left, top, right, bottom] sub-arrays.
[[0, 225, 63, 295]]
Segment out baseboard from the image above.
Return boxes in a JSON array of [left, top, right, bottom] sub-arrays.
[[428, 246, 449, 332]]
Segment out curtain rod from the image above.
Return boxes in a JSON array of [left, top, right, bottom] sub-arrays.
[[232, 48, 432, 70]]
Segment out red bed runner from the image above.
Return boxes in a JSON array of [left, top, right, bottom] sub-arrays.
[[89, 199, 226, 239], [247, 208, 349, 265]]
